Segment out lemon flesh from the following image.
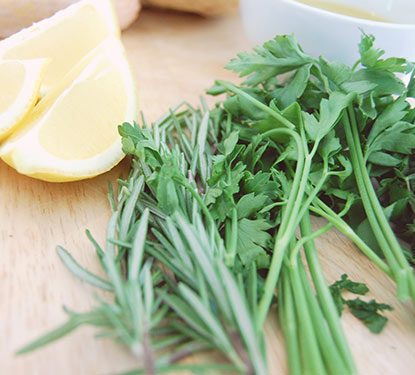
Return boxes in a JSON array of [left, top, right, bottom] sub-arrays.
[[0, 62, 25, 113], [0, 0, 120, 97], [38, 64, 126, 160], [0, 37, 137, 182]]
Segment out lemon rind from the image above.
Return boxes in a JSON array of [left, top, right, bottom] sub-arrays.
[[0, 58, 49, 141]]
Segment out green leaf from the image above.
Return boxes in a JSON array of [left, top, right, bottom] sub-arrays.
[[319, 130, 342, 159], [359, 33, 409, 73], [177, 284, 236, 354], [332, 154, 353, 185], [356, 217, 383, 256], [218, 262, 267, 375], [346, 298, 393, 334], [223, 88, 268, 120], [243, 171, 280, 198], [330, 274, 369, 295], [359, 92, 377, 119], [318, 57, 352, 88], [56, 246, 113, 291], [236, 193, 269, 219], [118, 121, 141, 141], [119, 175, 144, 242], [204, 187, 222, 206], [159, 291, 211, 338], [16, 310, 109, 354], [237, 218, 272, 265], [280, 101, 303, 129], [128, 208, 150, 281], [253, 101, 302, 144], [121, 136, 135, 155], [222, 130, 239, 156], [408, 70, 415, 98], [271, 65, 311, 108], [367, 151, 403, 167], [350, 69, 406, 96], [225, 34, 314, 86], [173, 213, 233, 321], [341, 80, 378, 95], [367, 97, 409, 145], [329, 274, 392, 333], [304, 91, 355, 141], [156, 164, 181, 216], [206, 83, 227, 96], [119, 363, 238, 375], [367, 121, 415, 157]]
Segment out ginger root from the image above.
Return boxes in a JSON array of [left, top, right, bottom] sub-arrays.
[[0, 0, 238, 39], [143, 0, 239, 16]]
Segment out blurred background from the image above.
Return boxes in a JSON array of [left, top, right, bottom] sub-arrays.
[[0, 0, 239, 39]]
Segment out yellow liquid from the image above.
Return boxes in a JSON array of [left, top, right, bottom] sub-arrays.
[[296, 0, 392, 22]]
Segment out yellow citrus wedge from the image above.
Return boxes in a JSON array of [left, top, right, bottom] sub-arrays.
[[0, 58, 49, 141], [0, 36, 137, 182], [0, 0, 120, 97]]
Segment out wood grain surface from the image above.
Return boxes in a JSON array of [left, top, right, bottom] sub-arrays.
[[0, 8, 414, 375]]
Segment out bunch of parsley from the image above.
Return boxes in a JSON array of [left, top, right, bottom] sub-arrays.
[[17, 34, 414, 375], [211, 31, 415, 302]]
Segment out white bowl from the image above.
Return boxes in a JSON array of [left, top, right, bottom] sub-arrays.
[[240, 0, 415, 65]]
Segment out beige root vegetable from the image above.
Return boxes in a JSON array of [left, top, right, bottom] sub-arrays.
[[143, 0, 239, 16], [0, 0, 238, 39], [0, 0, 142, 38]]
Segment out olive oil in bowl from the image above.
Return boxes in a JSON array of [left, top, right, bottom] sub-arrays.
[[296, 0, 392, 22]]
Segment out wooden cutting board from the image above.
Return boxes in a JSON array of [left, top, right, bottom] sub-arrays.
[[0, 9, 414, 375]]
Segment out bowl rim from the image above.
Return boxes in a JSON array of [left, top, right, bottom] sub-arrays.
[[279, 0, 415, 29]]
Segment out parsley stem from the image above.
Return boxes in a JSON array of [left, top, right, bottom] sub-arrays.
[[279, 268, 301, 375], [347, 107, 415, 300], [293, 157, 329, 241], [343, 112, 401, 281], [348, 107, 409, 269], [300, 211, 356, 375], [256, 128, 305, 330], [297, 261, 350, 375], [287, 257, 327, 375], [278, 138, 392, 277], [309, 200, 392, 276], [216, 80, 296, 130], [258, 130, 321, 329], [224, 208, 238, 267], [344, 107, 414, 301], [289, 222, 332, 264]]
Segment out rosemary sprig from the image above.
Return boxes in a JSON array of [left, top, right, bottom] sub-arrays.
[[17, 103, 267, 374]]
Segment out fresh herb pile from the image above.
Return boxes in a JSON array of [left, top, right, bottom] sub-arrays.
[[18, 34, 414, 375]]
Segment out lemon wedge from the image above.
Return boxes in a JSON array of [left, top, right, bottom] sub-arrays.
[[0, 58, 49, 141], [0, 36, 137, 182], [0, 0, 120, 97]]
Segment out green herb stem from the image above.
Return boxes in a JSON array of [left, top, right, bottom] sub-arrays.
[[347, 106, 415, 300], [257, 135, 320, 330], [310, 199, 392, 276], [287, 259, 327, 375], [279, 268, 301, 375], [216, 80, 296, 130], [297, 262, 350, 375], [343, 108, 412, 300], [300, 211, 356, 375], [256, 127, 307, 329], [348, 107, 409, 269]]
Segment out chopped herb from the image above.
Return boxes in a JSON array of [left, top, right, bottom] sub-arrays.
[[330, 274, 393, 333]]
